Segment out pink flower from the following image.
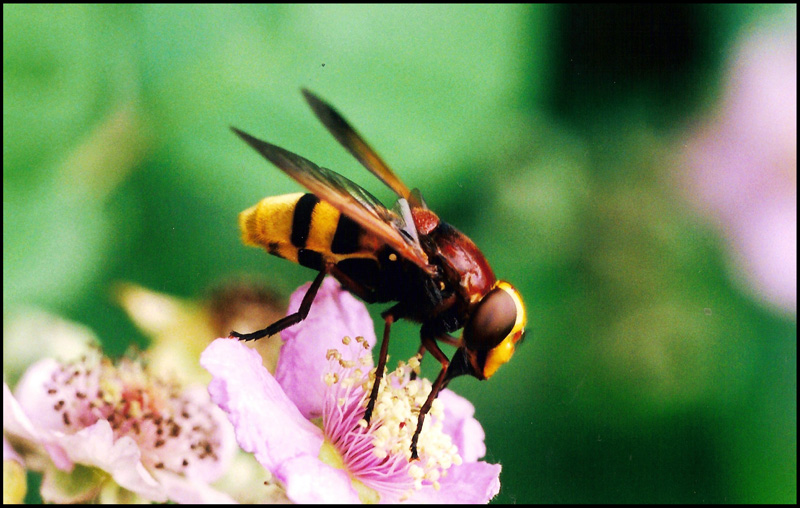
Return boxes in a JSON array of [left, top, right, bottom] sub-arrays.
[[682, 24, 797, 314], [201, 277, 501, 503], [3, 350, 237, 503]]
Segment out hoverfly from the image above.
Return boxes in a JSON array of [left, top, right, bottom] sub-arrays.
[[230, 89, 526, 459]]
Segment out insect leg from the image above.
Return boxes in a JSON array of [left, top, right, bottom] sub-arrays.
[[409, 333, 451, 460], [409, 332, 459, 381], [229, 268, 328, 341], [436, 333, 460, 347], [363, 304, 403, 423]]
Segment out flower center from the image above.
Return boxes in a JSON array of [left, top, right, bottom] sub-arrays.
[[364, 357, 463, 493], [321, 337, 463, 501], [318, 439, 380, 504], [42, 351, 225, 475]]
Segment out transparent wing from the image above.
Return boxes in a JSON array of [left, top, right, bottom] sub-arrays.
[[302, 89, 421, 204], [232, 127, 434, 274]]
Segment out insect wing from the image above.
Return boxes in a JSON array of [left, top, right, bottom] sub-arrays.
[[232, 127, 434, 274], [302, 89, 420, 205]]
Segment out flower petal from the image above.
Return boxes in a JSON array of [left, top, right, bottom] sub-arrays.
[[276, 454, 361, 504], [275, 277, 376, 419], [57, 420, 167, 502], [8, 373, 167, 501], [152, 469, 237, 504], [201, 338, 324, 473], [4, 380, 73, 471], [438, 389, 487, 463], [173, 386, 238, 483], [10, 359, 72, 434], [3, 382, 45, 448], [405, 461, 502, 504]]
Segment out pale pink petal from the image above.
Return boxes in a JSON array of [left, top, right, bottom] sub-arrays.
[[277, 454, 361, 504], [3, 382, 44, 446], [405, 461, 502, 504], [4, 381, 72, 470], [730, 196, 797, 311], [682, 27, 796, 314], [11, 359, 71, 432], [58, 420, 166, 502], [438, 389, 487, 463], [201, 338, 324, 472], [153, 469, 237, 504], [275, 277, 377, 419], [175, 386, 238, 483]]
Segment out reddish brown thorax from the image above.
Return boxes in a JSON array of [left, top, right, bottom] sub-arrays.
[[411, 208, 440, 236], [411, 207, 496, 304]]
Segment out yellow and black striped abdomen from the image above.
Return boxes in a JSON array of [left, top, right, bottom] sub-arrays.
[[239, 192, 378, 270]]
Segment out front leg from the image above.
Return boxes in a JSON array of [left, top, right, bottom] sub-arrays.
[[409, 332, 460, 381], [409, 330, 453, 460]]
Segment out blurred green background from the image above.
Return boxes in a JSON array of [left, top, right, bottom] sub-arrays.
[[4, 4, 796, 503]]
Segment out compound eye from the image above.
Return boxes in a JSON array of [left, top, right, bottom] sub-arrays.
[[463, 287, 518, 351]]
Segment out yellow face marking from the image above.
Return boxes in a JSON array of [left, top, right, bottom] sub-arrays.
[[483, 335, 517, 379], [481, 280, 526, 379]]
